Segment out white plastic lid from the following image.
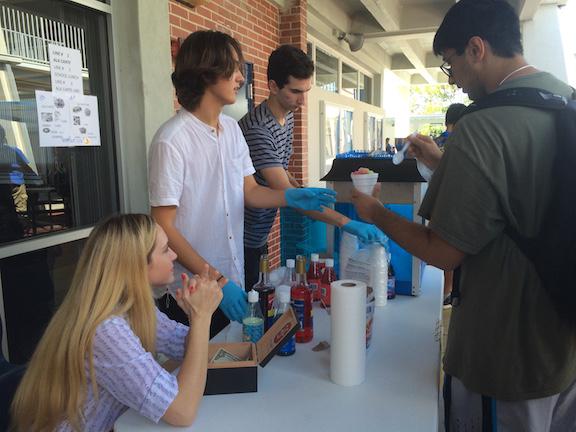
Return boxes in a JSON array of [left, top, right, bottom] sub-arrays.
[[286, 259, 295, 268], [278, 291, 290, 304], [311, 253, 319, 262], [325, 258, 334, 267], [248, 289, 259, 302]]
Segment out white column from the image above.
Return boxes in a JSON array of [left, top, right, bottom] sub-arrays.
[[382, 69, 411, 139], [523, 4, 569, 82], [111, 0, 174, 213]]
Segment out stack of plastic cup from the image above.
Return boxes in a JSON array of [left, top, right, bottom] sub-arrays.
[[369, 244, 388, 307], [339, 231, 359, 279], [351, 171, 378, 195], [344, 248, 371, 283]]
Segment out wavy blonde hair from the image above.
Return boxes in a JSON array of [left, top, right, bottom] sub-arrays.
[[10, 214, 158, 432]]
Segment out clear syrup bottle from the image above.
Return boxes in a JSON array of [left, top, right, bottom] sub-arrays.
[[281, 258, 297, 288], [243, 290, 264, 342]]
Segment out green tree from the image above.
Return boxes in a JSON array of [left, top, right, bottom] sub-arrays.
[[419, 123, 445, 137], [410, 84, 470, 115]]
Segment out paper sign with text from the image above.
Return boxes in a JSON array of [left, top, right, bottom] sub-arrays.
[[36, 90, 101, 147], [49, 44, 83, 94]]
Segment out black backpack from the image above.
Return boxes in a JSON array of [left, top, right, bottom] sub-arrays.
[[454, 87, 576, 325]]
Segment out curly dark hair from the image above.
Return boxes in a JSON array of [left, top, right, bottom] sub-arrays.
[[171, 30, 245, 111], [433, 0, 523, 58]]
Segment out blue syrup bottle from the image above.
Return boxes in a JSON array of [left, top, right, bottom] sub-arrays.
[[275, 291, 296, 356]]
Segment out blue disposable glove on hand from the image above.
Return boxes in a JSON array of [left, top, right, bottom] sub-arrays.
[[220, 280, 247, 323], [342, 220, 388, 246], [285, 188, 337, 212]]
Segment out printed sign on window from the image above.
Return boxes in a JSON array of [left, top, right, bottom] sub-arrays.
[[48, 44, 83, 95], [36, 90, 101, 147]]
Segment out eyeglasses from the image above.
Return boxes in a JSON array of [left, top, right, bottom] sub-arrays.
[[440, 53, 457, 77]]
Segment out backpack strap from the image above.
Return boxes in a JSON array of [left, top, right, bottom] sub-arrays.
[[465, 87, 568, 114]]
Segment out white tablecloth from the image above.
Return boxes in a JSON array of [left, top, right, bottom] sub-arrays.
[[116, 266, 443, 432]]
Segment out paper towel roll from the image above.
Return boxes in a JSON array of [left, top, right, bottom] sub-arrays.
[[330, 279, 367, 386]]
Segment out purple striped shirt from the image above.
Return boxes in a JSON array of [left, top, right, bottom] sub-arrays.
[[56, 308, 188, 432]]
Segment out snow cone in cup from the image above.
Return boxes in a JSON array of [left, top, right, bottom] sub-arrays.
[[351, 167, 378, 195]]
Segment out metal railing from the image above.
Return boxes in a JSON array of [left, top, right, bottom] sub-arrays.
[[0, 5, 86, 68]]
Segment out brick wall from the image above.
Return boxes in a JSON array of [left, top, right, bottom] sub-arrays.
[[169, 0, 279, 105], [280, 0, 308, 187], [169, 0, 308, 271]]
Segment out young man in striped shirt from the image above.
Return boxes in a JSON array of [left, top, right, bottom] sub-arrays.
[[239, 45, 387, 290]]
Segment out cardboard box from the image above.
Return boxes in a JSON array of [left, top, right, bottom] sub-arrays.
[[204, 307, 299, 395]]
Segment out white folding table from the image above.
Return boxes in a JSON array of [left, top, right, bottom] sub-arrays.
[[115, 266, 443, 432]]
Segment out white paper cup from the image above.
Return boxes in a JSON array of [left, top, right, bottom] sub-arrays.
[[351, 172, 378, 195]]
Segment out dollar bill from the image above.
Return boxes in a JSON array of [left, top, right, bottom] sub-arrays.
[[210, 347, 241, 363]]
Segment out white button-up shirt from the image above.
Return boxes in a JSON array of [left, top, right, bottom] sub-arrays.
[[148, 110, 255, 288]]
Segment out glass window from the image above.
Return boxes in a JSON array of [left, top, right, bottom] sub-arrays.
[[366, 115, 383, 151], [0, 1, 118, 246], [342, 109, 353, 152], [342, 67, 373, 104], [1, 237, 85, 363], [359, 72, 372, 104], [323, 105, 339, 176], [306, 42, 312, 60], [315, 48, 338, 93], [342, 63, 357, 99], [322, 104, 353, 176], [222, 62, 253, 121], [376, 118, 383, 151], [367, 115, 376, 151]]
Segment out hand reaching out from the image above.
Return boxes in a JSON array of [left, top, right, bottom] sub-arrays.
[[341, 220, 387, 246], [285, 187, 337, 212], [350, 183, 384, 224]]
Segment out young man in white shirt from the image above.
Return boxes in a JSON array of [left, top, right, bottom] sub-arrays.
[[148, 30, 335, 332]]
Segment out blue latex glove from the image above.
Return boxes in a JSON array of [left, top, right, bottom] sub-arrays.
[[220, 280, 247, 323], [342, 220, 388, 246], [285, 188, 337, 212]]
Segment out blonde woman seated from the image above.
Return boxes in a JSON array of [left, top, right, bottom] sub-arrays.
[[11, 214, 222, 431]]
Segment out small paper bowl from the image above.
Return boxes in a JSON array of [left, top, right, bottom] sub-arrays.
[[351, 173, 378, 194]]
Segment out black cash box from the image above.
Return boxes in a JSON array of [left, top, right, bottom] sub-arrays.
[[204, 307, 299, 395]]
